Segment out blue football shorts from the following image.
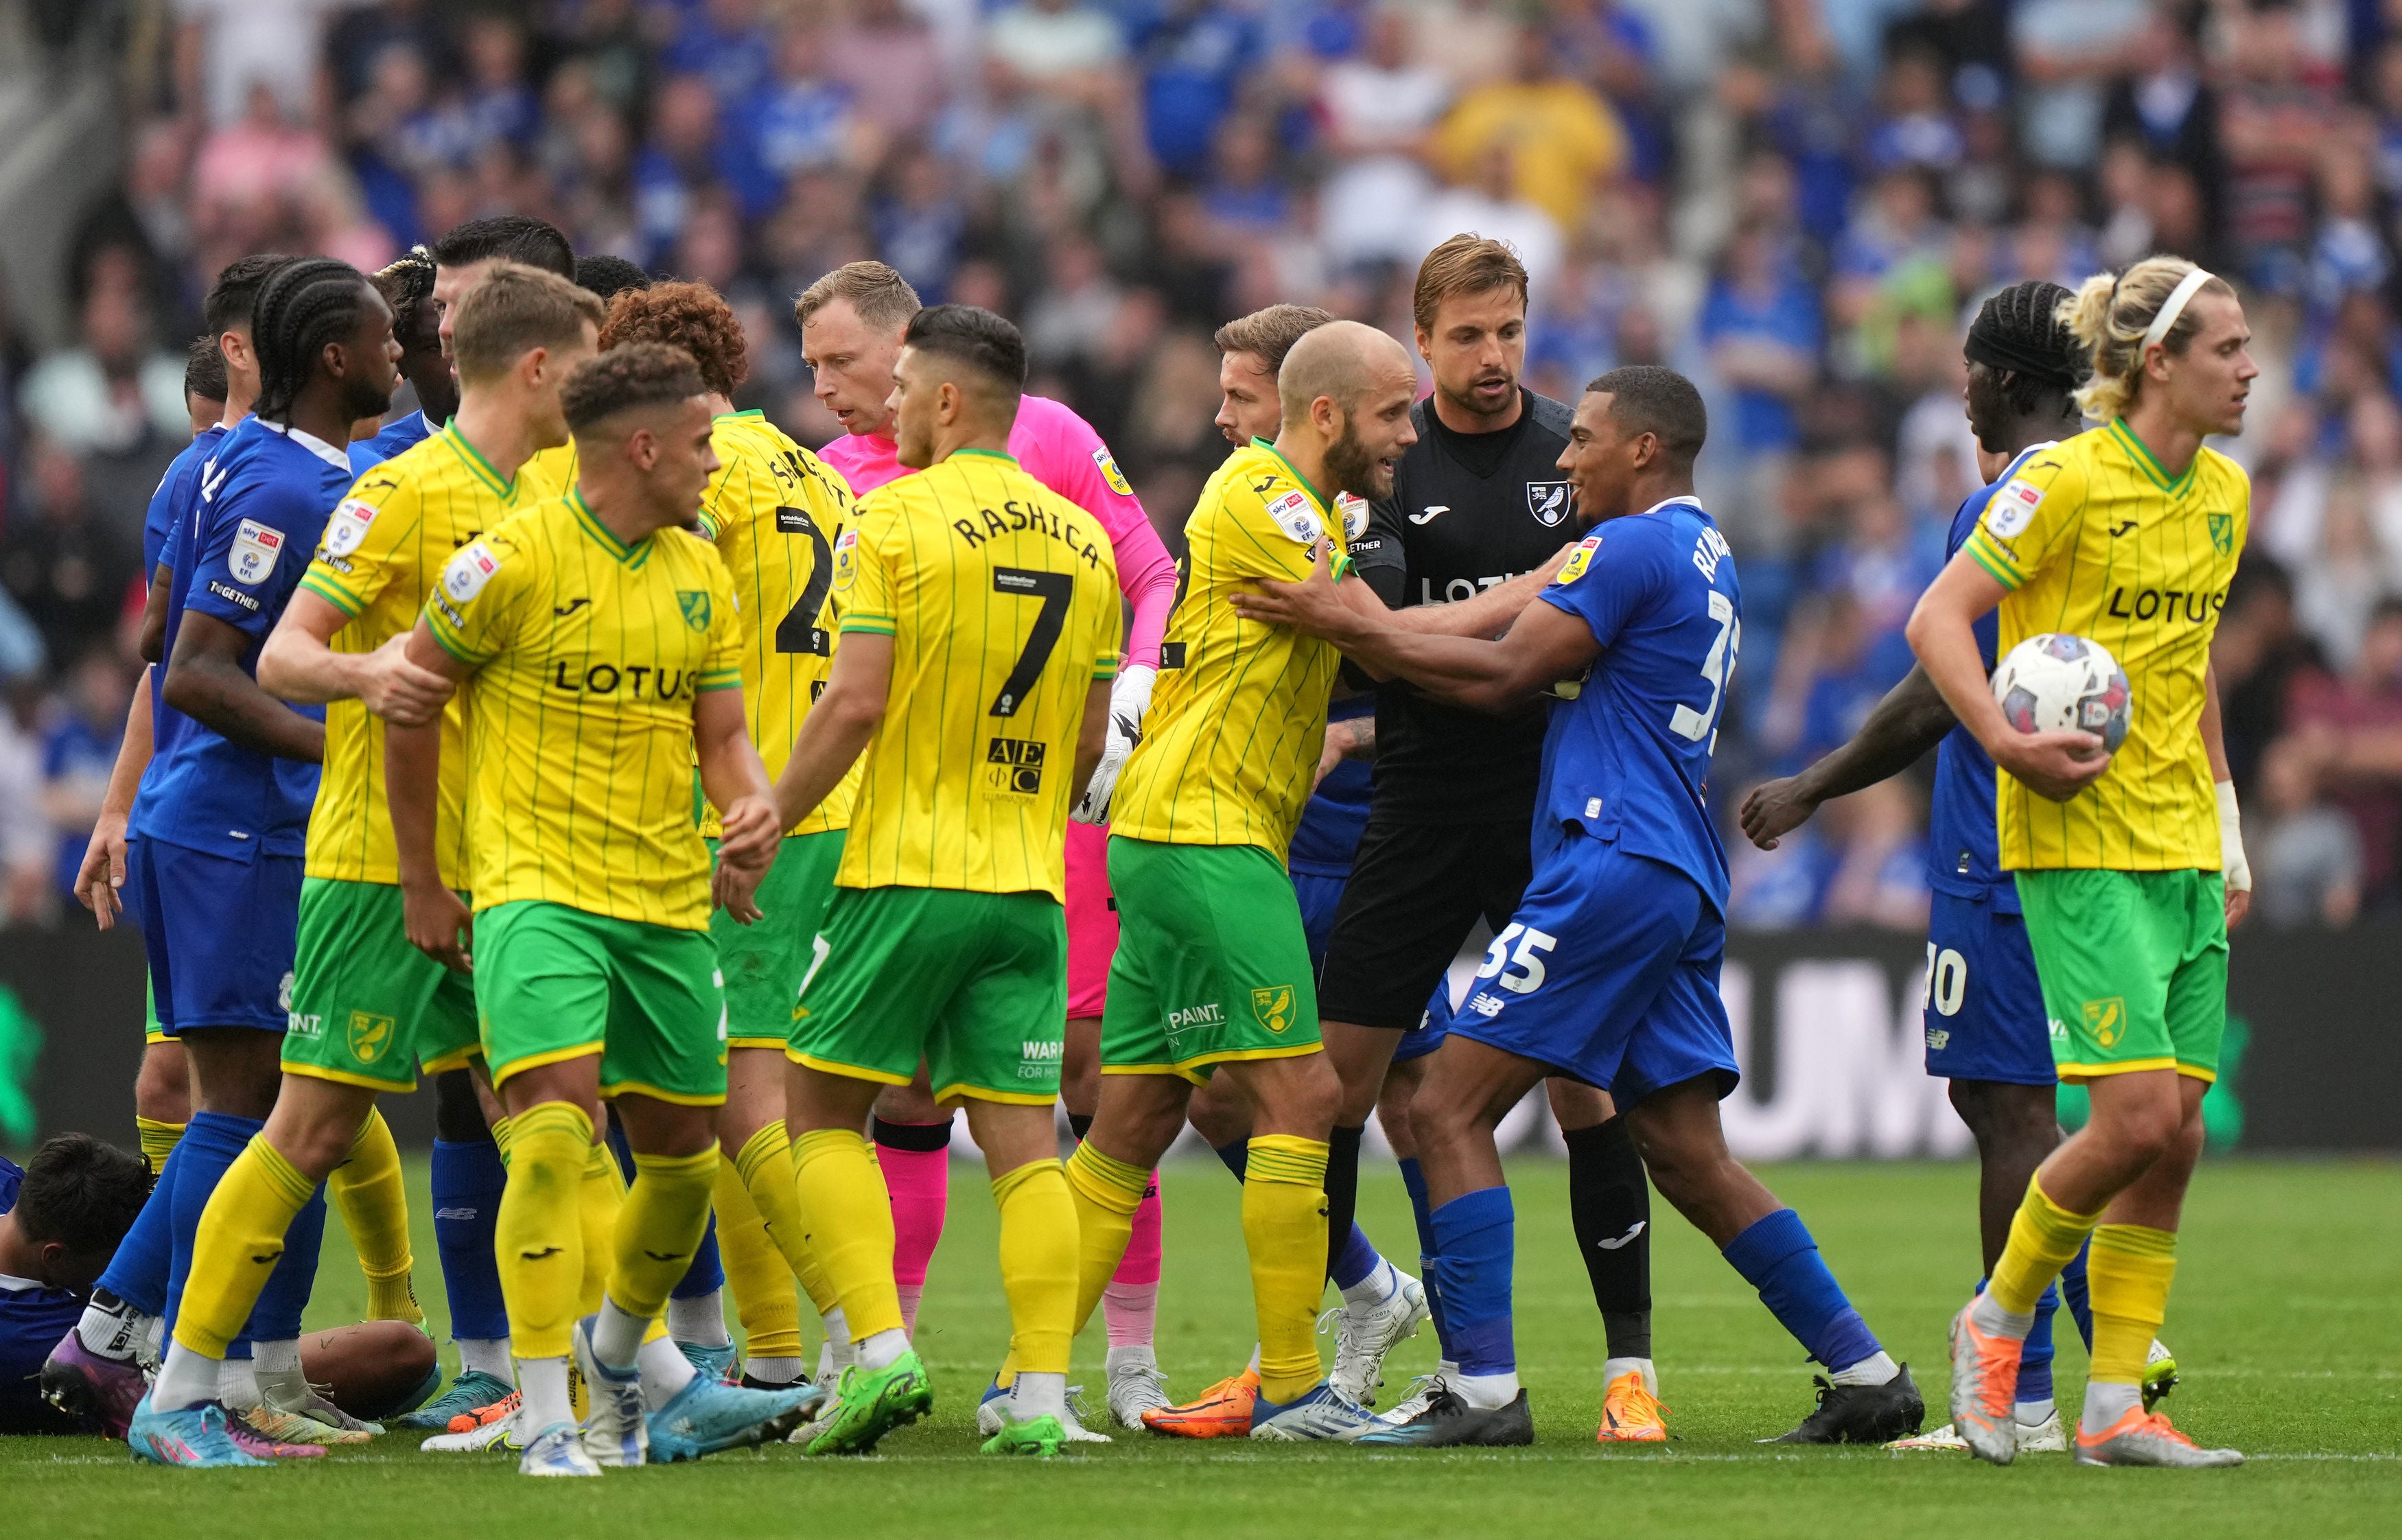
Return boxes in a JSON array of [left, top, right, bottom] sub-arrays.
[[1441, 828, 1738, 1105], [1922, 889, 2055, 1086], [1292, 868, 1349, 977], [131, 836, 302, 1036]]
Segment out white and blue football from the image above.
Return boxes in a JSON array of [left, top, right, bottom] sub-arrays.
[[1991, 633, 2132, 754]]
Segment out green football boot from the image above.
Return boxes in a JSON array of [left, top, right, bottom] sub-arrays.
[[980, 1413, 1066, 1458], [805, 1349, 934, 1456], [2143, 1340, 2178, 1413]]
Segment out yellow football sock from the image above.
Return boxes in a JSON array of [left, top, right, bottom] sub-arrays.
[[1988, 1174, 2103, 1316], [2087, 1224, 2177, 1386], [607, 1145, 719, 1323], [791, 1128, 903, 1342], [495, 1101, 592, 1360], [135, 1117, 184, 1179], [579, 1134, 625, 1316], [489, 1112, 514, 1163], [171, 1135, 316, 1359], [992, 1158, 1077, 1379], [1064, 1140, 1147, 1336], [727, 1128, 826, 1328], [1244, 1134, 1330, 1404], [329, 1106, 420, 1324]]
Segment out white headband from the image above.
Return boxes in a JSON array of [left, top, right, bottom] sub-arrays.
[[2140, 267, 2216, 355]]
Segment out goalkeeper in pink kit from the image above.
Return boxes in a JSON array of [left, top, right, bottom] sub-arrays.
[[800, 263, 1181, 1429]]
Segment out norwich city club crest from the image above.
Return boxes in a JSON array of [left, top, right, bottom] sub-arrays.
[[1251, 985, 1296, 1035], [679, 590, 711, 630], [2208, 513, 2234, 557], [2082, 996, 2127, 1049], [348, 1011, 395, 1064]]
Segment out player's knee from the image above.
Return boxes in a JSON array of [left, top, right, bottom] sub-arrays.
[[875, 1079, 943, 1124], [1246, 1051, 1341, 1137], [2089, 1085, 2183, 1166]]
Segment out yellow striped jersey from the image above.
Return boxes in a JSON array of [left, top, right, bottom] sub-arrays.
[[298, 423, 543, 887], [1108, 441, 1349, 860], [1962, 419, 2248, 872], [518, 441, 579, 502], [832, 448, 1120, 901], [425, 491, 745, 929], [695, 409, 859, 837]]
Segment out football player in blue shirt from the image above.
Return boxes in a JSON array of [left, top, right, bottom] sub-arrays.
[[1, 1136, 150, 1434], [1738, 281, 2178, 1451], [348, 248, 455, 475], [1234, 365, 1924, 1448], [113, 256, 404, 1467]]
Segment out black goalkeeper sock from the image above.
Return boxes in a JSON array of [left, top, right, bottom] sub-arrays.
[[1066, 1112, 1093, 1143], [1213, 1139, 1248, 1181], [1564, 1115, 1653, 1360], [1322, 1123, 1366, 1284]]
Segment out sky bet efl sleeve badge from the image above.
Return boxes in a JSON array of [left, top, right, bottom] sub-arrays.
[[1093, 446, 1134, 498], [1554, 534, 1602, 585], [1983, 477, 2044, 539], [228, 518, 285, 585], [1335, 491, 1368, 541], [323, 498, 377, 559], [1266, 488, 1324, 544], [442, 539, 500, 605]]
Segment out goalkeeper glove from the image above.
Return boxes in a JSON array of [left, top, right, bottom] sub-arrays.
[[1073, 664, 1155, 824]]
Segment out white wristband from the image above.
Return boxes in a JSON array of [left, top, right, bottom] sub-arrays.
[[2216, 780, 2250, 895]]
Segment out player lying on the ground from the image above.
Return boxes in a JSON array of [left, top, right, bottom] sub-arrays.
[[1233, 366, 1926, 1447], [1908, 257, 2254, 1469]]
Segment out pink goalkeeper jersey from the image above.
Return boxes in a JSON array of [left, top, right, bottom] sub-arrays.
[[818, 394, 1176, 668]]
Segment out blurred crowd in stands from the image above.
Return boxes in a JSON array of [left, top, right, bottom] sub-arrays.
[[2, 0, 2401, 931]]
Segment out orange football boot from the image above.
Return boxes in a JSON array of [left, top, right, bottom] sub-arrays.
[[1595, 1369, 1669, 1442], [1141, 1366, 1260, 1438]]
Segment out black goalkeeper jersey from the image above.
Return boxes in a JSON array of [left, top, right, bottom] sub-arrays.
[[1349, 388, 1581, 825]]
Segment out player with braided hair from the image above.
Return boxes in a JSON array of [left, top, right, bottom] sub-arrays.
[[352, 249, 454, 474], [122, 256, 404, 1467], [1740, 279, 2184, 1453]]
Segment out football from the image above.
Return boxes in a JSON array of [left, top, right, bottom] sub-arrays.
[[298, 1321, 439, 1421], [1991, 632, 2132, 754]]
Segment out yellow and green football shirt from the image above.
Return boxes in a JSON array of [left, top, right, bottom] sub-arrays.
[[1109, 441, 1349, 860], [298, 423, 542, 889], [1962, 419, 2248, 873], [518, 441, 579, 502], [425, 491, 745, 930], [695, 408, 859, 838], [831, 447, 1121, 902]]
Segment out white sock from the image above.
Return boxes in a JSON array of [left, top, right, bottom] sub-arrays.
[[590, 1298, 649, 1371], [1339, 1257, 1397, 1310], [666, 1290, 730, 1349], [896, 1282, 923, 1336], [1968, 1291, 2035, 1341], [153, 1342, 220, 1412], [745, 1356, 806, 1386], [1246, 1343, 1261, 1373], [253, 1338, 301, 1379], [854, 1327, 909, 1373], [821, 1309, 850, 1365], [1453, 1368, 1519, 1410], [1602, 1355, 1658, 1397], [2082, 1380, 2141, 1430], [218, 1353, 261, 1408], [2016, 1397, 2056, 1426], [1828, 1350, 1899, 1388], [636, 1333, 697, 1410], [1009, 1370, 1066, 1423], [1105, 1343, 1156, 1376], [519, 1356, 573, 1434], [1438, 1358, 1460, 1379], [456, 1338, 513, 1381], [73, 1297, 152, 1361]]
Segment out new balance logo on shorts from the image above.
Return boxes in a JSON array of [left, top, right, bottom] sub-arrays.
[[1466, 993, 1504, 1018]]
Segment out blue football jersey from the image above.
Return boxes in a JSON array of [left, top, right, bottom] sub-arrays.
[[1287, 693, 1375, 877], [0, 1156, 86, 1434], [1533, 497, 1739, 911], [134, 425, 232, 821], [1924, 442, 2058, 914], [349, 408, 432, 475], [140, 417, 342, 859]]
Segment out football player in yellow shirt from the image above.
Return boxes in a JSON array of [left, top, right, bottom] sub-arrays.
[[390, 342, 813, 1475], [764, 305, 1119, 1458], [592, 280, 857, 1394], [1907, 257, 2256, 1469]]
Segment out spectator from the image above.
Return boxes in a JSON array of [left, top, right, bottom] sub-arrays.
[[2214, 557, 2324, 796], [1863, 43, 1963, 174], [1134, 0, 1264, 182], [2252, 736, 2364, 926], [1316, 6, 1451, 270], [986, 0, 1130, 99], [664, 0, 778, 104], [828, 0, 946, 139], [2099, 3, 2222, 228], [1697, 222, 1821, 465], [0, 438, 137, 670], [2009, 0, 2149, 170], [174, 0, 354, 127], [1419, 143, 1565, 306], [730, 20, 869, 213], [1430, 23, 1626, 242], [20, 261, 186, 460], [38, 649, 129, 902], [2276, 597, 2402, 905], [2219, 0, 2341, 291], [0, 682, 49, 929]]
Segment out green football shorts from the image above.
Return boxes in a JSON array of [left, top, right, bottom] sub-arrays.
[[789, 885, 1065, 1106], [1101, 836, 1321, 1084], [713, 830, 846, 1050], [282, 877, 481, 1093], [477, 900, 727, 1104], [2015, 867, 2227, 1084]]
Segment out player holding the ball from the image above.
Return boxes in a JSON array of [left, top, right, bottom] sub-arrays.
[[1906, 257, 2255, 1470]]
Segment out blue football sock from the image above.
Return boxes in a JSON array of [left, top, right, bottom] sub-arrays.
[[605, 1120, 636, 1182], [164, 1111, 263, 1340], [2060, 1237, 2094, 1351], [1427, 1185, 1515, 1377], [673, 1209, 724, 1300], [95, 1141, 182, 1316], [429, 1136, 511, 1340], [1721, 1209, 1880, 1374], [1396, 1156, 1451, 1357], [247, 1182, 328, 1342], [2019, 1283, 2060, 1405], [1212, 1139, 1248, 1182], [1330, 1222, 1379, 1292]]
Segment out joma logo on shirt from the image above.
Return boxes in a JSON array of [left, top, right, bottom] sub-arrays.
[[2104, 587, 2227, 625], [548, 662, 703, 698], [949, 501, 1106, 571]]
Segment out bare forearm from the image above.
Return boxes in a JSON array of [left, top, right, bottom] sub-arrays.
[[164, 655, 325, 761], [1791, 666, 1955, 803], [1907, 606, 2011, 757], [1381, 565, 1552, 638], [2201, 666, 2232, 782], [774, 703, 878, 829], [384, 719, 444, 887], [1331, 622, 1534, 714], [1330, 714, 1376, 761], [101, 673, 155, 817], [696, 701, 772, 813], [257, 626, 376, 705]]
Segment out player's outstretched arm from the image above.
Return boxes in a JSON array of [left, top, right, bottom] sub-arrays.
[[163, 610, 327, 762], [695, 685, 779, 925], [73, 668, 154, 929], [773, 631, 891, 836], [1739, 664, 1955, 849], [1374, 544, 1580, 638], [1904, 551, 2105, 804], [259, 590, 454, 725], [387, 618, 476, 973]]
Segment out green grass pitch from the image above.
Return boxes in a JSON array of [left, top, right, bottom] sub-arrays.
[[6, 1156, 2397, 1537]]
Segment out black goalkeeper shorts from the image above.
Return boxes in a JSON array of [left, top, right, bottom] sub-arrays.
[[1316, 815, 1533, 1031]]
